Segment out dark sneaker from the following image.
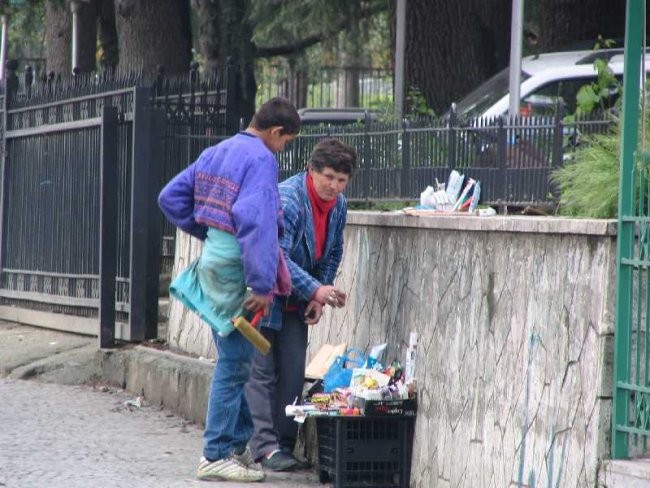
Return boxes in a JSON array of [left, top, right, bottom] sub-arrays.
[[290, 455, 310, 470], [279, 446, 310, 470], [260, 449, 299, 472]]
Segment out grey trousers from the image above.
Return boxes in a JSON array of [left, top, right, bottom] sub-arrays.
[[245, 311, 308, 460]]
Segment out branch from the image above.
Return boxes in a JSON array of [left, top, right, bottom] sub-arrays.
[[255, 2, 387, 58]]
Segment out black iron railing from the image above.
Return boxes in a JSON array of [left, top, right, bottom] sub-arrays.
[[277, 110, 614, 206], [0, 62, 235, 345], [256, 64, 393, 110]]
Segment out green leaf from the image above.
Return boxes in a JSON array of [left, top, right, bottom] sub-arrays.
[[576, 86, 598, 113], [594, 58, 607, 72]]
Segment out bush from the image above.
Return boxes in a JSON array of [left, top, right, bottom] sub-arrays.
[[552, 128, 620, 218]]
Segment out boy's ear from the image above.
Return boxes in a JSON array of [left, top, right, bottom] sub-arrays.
[[269, 126, 284, 136]]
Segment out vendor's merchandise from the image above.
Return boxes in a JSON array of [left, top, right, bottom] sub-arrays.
[[408, 170, 484, 215], [322, 348, 366, 393], [305, 343, 347, 379], [404, 331, 418, 385], [286, 336, 418, 422]]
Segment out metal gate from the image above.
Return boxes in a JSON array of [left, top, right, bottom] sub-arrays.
[[0, 65, 234, 346], [612, 0, 650, 459]]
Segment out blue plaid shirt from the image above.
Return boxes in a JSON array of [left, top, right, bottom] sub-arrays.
[[261, 172, 347, 330]]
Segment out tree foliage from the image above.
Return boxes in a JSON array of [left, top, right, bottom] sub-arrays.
[[249, 0, 388, 60], [7, 0, 641, 118]]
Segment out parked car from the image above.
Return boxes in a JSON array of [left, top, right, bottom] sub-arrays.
[[454, 48, 650, 120], [298, 107, 381, 126]]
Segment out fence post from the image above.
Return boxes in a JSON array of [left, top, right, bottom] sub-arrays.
[[24, 65, 33, 99], [187, 62, 198, 174], [552, 102, 564, 167], [129, 86, 165, 341], [363, 111, 371, 202], [496, 115, 507, 202], [0, 60, 13, 274], [225, 58, 239, 134], [448, 104, 457, 171], [99, 105, 119, 348], [401, 118, 411, 198], [5, 59, 17, 107]]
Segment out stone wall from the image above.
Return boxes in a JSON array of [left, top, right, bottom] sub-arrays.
[[167, 212, 618, 487]]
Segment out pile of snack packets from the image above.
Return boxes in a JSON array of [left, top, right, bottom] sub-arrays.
[[286, 335, 418, 421]]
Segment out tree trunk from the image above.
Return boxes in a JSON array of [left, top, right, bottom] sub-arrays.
[[191, 0, 220, 72], [98, 0, 118, 69], [193, 0, 257, 126], [337, 36, 362, 107], [401, 0, 511, 114], [74, 0, 100, 73], [288, 61, 308, 109], [44, 0, 71, 76], [114, 0, 192, 76], [535, 0, 626, 52]]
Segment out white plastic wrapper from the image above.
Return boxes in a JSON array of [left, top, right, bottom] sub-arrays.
[[419, 185, 436, 207]]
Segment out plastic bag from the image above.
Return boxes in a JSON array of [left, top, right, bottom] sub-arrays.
[[322, 348, 366, 393], [419, 186, 436, 208]]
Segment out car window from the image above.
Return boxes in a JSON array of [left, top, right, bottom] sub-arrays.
[[298, 109, 379, 126], [300, 118, 366, 127], [522, 76, 622, 116], [455, 68, 530, 119]]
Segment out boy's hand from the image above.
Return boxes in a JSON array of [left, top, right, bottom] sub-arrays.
[[243, 293, 271, 316], [304, 300, 323, 325]]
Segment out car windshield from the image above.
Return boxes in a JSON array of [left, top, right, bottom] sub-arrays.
[[454, 67, 530, 119]]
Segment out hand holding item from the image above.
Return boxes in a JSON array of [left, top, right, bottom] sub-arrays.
[[332, 288, 346, 307], [243, 292, 271, 315], [313, 285, 346, 308], [304, 300, 323, 325]]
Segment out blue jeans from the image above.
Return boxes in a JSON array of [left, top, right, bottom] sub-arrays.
[[203, 327, 255, 461]]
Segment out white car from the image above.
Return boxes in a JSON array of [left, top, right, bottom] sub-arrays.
[[454, 48, 650, 120]]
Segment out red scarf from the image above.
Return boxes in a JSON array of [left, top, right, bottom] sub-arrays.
[[306, 172, 336, 260]]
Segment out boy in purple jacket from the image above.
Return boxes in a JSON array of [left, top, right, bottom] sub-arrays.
[[158, 97, 300, 482]]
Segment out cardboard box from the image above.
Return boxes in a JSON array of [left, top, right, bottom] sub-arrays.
[[305, 343, 347, 380], [351, 396, 418, 416]]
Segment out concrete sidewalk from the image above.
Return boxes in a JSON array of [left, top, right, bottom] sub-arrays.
[[0, 321, 322, 487]]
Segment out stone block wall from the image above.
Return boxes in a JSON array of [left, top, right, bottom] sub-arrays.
[[167, 212, 618, 487]]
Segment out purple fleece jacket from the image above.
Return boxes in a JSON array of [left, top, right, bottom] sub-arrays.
[[158, 132, 283, 295]]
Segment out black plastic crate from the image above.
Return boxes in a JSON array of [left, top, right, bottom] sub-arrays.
[[316, 415, 415, 488]]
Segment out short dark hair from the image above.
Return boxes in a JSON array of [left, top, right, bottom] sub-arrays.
[[250, 97, 301, 135], [309, 138, 357, 176]]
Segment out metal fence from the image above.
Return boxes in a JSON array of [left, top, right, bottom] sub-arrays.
[[277, 110, 614, 207], [0, 63, 235, 345], [256, 64, 393, 109]]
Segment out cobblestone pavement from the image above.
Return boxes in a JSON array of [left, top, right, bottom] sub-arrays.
[[0, 379, 321, 488]]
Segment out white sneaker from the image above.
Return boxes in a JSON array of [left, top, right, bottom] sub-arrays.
[[233, 446, 263, 472], [197, 455, 265, 482]]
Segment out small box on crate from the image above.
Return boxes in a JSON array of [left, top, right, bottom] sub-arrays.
[[351, 395, 418, 416]]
